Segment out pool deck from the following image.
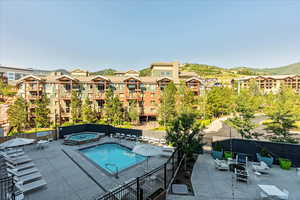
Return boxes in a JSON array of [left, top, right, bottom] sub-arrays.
[[22, 137, 168, 200], [167, 153, 300, 200]]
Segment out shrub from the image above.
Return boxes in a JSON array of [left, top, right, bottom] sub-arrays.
[[260, 148, 271, 158], [279, 158, 292, 170]]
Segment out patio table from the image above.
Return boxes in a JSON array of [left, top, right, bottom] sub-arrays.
[[258, 184, 285, 198]]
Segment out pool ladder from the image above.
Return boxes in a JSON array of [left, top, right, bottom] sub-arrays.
[[105, 163, 119, 179]]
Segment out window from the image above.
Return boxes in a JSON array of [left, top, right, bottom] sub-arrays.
[[7, 72, 15, 80]]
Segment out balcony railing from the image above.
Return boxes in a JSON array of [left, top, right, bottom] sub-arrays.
[[93, 93, 105, 99]]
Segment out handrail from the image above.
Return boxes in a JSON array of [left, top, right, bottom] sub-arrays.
[[105, 163, 119, 179]]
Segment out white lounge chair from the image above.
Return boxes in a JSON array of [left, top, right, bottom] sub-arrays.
[[160, 139, 166, 145], [7, 167, 39, 177], [215, 159, 229, 171], [280, 189, 289, 200], [14, 172, 42, 184], [4, 155, 32, 165], [252, 161, 270, 174], [6, 162, 35, 171], [4, 148, 23, 155], [130, 135, 137, 141], [16, 179, 47, 194], [120, 133, 125, 139]]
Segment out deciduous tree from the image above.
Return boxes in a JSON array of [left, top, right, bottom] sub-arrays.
[[34, 95, 50, 128], [71, 90, 82, 123], [104, 88, 124, 125], [159, 82, 177, 126]]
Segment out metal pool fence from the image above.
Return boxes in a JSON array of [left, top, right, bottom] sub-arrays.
[[94, 149, 185, 200]]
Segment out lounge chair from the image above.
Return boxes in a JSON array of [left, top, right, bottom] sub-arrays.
[[4, 148, 24, 155], [6, 162, 35, 171], [14, 172, 42, 184], [160, 139, 166, 145], [152, 138, 160, 145], [162, 146, 174, 152], [130, 135, 137, 141], [280, 189, 289, 200], [214, 159, 229, 171], [160, 151, 173, 157], [125, 134, 131, 140], [120, 133, 125, 139], [114, 133, 121, 138], [4, 155, 32, 165], [7, 167, 39, 177], [16, 179, 47, 194], [252, 161, 270, 174]]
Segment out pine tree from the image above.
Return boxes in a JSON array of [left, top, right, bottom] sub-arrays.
[[8, 96, 28, 132], [104, 88, 124, 125], [158, 82, 177, 127], [82, 97, 97, 123], [71, 90, 82, 123], [34, 95, 50, 128]]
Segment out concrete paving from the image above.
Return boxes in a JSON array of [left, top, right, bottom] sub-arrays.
[[168, 153, 300, 200], [22, 137, 168, 200]]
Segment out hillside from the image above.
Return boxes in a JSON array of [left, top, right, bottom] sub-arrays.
[[91, 68, 117, 76], [254, 62, 300, 75]]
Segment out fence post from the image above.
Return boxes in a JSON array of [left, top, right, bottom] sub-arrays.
[[164, 163, 167, 190], [172, 153, 175, 176], [136, 177, 140, 200]]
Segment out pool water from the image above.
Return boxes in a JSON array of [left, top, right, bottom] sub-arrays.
[[80, 143, 146, 174], [68, 133, 98, 141]]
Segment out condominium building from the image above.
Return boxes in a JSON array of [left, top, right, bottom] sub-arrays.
[[16, 62, 209, 124], [236, 75, 300, 93]]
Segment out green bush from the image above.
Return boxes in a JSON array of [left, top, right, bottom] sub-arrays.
[[224, 151, 233, 159], [260, 148, 271, 158], [279, 158, 292, 170], [213, 142, 222, 152]]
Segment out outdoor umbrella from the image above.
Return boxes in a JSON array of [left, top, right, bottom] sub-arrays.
[[0, 138, 36, 149], [132, 144, 162, 171]]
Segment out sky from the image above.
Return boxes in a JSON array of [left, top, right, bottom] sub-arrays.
[[0, 0, 300, 71]]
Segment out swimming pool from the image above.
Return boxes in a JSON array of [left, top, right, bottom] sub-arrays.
[[80, 143, 146, 174], [64, 132, 102, 145]]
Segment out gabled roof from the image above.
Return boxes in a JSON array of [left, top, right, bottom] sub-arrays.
[[91, 75, 110, 81], [185, 77, 203, 83], [18, 75, 42, 82], [123, 76, 141, 82], [157, 77, 173, 82], [56, 75, 78, 81]]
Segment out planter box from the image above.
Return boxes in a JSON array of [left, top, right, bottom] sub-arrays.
[[256, 153, 273, 167], [279, 158, 292, 170], [212, 150, 223, 159], [224, 151, 233, 159]]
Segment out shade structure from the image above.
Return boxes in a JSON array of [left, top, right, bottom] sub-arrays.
[[132, 144, 162, 171], [0, 138, 35, 148]]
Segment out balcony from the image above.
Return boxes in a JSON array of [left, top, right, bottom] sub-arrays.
[[60, 92, 71, 99], [27, 95, 41, 100], [126, 93, 142, 100], [27, 85, 43, 91], [93, 93, 105, 100]]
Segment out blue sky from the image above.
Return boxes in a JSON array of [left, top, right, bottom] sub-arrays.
[[1, 0, 300, 71]]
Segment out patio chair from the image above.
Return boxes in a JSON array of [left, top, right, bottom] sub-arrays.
[[4, 148, 24, 155], [143, 136, 150, 142], [6, 162, 35, 171], [234, 168, 249, 183], [252, 161, 270, 174], [14, 172, 42, 184], [7, 167, 39, 177], [114, 133, 121, 138], [152, 138, 160, 145], [236, 153, 248, 166], [214, 159, 229, 171], [16, 179, 47, 194], [138, 136, 144, 142]]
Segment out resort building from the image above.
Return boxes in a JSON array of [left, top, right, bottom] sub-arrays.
[[16, 62, 209, 124], [236, 75, 300, 93]]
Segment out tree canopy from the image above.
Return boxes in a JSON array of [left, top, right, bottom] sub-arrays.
[[104, 88, 124, 125], [34, 95, 50, 128], [8, 96, 28, 132], [71, 90, 82, 123]]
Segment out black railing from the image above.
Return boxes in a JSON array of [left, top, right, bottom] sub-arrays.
[[94, 149, 185, 200], [0, 155, 16, 200]]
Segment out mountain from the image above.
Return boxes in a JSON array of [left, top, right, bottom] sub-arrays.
[[91, 68, 117, 76], [253, 62, 300, 75]]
